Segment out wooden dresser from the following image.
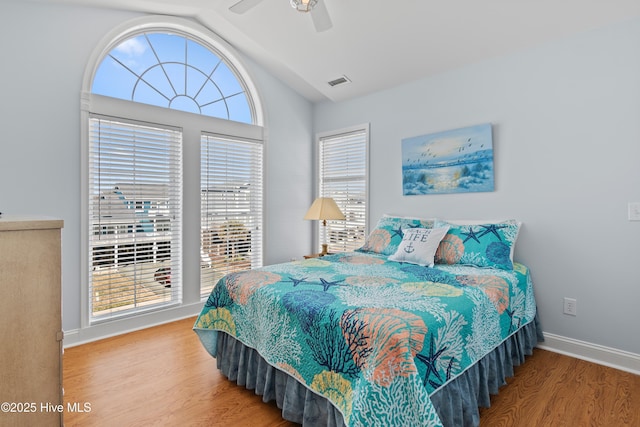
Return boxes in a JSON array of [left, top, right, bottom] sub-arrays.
[[0, 216, 64, 427]]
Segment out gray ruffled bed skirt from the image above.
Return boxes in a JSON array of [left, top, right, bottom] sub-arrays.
[[213, 317, 543, 427]]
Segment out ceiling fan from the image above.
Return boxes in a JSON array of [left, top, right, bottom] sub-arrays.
[[230, 0, 333, 32]]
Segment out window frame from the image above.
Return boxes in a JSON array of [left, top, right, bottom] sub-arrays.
[[200, 133, 264, 298], [80, 16, 264, 328], [314, 124, 370, 254], [87, 114, 184, 322], [91, 31, 254, 123]]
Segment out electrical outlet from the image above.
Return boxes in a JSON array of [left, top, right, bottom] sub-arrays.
[[629, 202, 640, 221], [563, 297, 577, 316]]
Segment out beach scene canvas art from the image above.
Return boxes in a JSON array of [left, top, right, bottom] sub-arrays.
[[402, 123, 494, 195]]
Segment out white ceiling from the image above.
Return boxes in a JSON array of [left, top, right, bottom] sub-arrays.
[[35, 0, 640, 102]]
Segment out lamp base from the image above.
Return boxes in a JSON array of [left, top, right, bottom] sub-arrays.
[[321, 243, 328, 255]]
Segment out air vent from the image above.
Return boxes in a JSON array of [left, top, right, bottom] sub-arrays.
[[327, 75, 351, 87]]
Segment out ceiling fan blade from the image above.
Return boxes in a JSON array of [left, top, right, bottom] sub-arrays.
[[311, 1, 333, 32], [229, 0, 264, 14]]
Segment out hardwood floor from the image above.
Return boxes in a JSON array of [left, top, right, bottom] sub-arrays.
[[479, 348, 640, 426], [63, 317, 295, 427], [63, 317, 640, 426]]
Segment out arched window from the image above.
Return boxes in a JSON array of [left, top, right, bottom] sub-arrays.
[[83, 17, 264, 325], [92, 32, 253, 123]]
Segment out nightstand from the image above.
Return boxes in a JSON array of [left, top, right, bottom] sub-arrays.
[[303, 252, 333, 259]]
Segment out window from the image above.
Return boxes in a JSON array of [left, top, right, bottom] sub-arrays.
[[92, 32, 252, 123], [316, 125, 369, 253], [88, 117, 182, 320], [84, 19, 263, 324], [200, 135, 263, 298]]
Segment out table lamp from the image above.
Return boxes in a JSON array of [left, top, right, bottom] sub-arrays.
[[303, 197, 345, 255]]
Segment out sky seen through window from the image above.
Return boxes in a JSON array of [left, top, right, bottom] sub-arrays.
[[92, 32, 252, 124]]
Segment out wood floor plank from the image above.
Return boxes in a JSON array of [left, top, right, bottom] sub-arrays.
[[63, 317, 296, 427], [479, 348, 640, 427], [64, 317, 640, 426]]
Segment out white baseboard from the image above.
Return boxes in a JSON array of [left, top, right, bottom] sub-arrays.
[[537, 332, 640, 375], [63, 302, 204, 348]]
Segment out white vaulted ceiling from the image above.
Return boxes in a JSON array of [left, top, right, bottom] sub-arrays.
[[29, 0, 640, 102]]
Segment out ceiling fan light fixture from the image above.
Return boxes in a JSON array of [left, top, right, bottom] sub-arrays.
[[290, 0, 317, 13]]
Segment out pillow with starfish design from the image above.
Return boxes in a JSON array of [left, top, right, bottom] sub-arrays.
[[433, 220, 521, 270], [388, 226, 450, 267], [358, 214, 436, 256]]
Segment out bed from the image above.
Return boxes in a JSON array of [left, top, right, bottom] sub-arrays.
[[194, 215, 542, 426]]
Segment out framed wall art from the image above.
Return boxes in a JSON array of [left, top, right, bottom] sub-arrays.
[[402, 123, 494, 195]]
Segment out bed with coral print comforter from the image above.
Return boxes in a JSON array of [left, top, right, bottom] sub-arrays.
[[194, 251, 537, 427]]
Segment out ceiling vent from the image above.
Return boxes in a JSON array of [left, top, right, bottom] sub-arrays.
[[327, 75, 351, 87]]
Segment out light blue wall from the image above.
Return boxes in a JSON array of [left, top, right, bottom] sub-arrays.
[[314, 18, 640, 355], [0, 1, 313, 340], [2, 0, 639, 356]]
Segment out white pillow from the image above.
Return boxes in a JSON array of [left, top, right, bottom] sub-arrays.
[[388, 226, 450, 267]]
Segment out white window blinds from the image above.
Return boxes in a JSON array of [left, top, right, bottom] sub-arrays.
[[200, 134, 263, 298], [318, 127, 368, 253], [88, 116, 182, 322]]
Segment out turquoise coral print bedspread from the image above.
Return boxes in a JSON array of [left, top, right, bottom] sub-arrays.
[[194, 252, 537, 427]]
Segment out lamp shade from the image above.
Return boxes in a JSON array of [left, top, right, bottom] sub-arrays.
[[304, 197, 345, 221], [290, 0, 317, 12]]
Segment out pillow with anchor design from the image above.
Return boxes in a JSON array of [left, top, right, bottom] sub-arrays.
[[434, 219, 521, 270], [359, 215, 436, 256], [388, 226, 450, 267]]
